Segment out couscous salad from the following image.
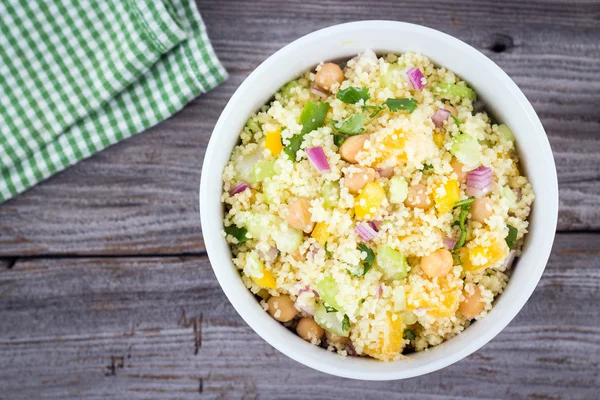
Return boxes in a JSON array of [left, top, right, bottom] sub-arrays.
[[221, 50, 534, 361]]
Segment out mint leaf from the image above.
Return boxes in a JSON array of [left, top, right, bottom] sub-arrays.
[[505, 225, 518, 249], [336, 87, 370, 104], [224, 225, 248, 243], [337, 113, 366, 135], [284, 101, 331, 161], [384, 98, 418, 113]]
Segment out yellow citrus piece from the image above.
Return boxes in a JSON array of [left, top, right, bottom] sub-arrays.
[[252, 268, 277, 289], [311, 222, 330, 246], [354, 182, 386, 219], [265, 129, 284, 156], [363, 312, 404, 361], [433, 132, 445, 148], [367, 130, 407, 167], [407, 278, 460, 318], [466, 239, 508, 272], [434, 179, 460, 215]]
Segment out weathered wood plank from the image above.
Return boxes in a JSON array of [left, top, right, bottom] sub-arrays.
[[0, 0, 598, 256], [0, 233, 598, 399]]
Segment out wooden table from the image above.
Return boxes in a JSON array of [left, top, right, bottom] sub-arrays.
[[1, 0, 599, 398]]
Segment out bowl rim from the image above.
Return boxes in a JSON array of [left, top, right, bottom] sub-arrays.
[[200, 20, 558, 380]]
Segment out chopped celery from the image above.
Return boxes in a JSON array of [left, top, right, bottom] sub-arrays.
[[381, 63, 404, 90], [392, 286, 406, 312], [234, 147, 263, 184], [320, 181, 340, 209], [280, 80, 299, 99], [503, 186, 517, 209], [450, 133, 481, 167], [274, 226, 303, 253], [317, 276, 341, 310], [262, 180, 279, 204], [389, 176, 408, 204], [435, 82, 476, 101], [497, 124, 515, 143], [252, 160, 276, 182], [245, 118, 262, 134], [243, 251, 264, 279], [376, 246, 408, 281], [314, 305, 349, 337], [479, 139, 493, 148]]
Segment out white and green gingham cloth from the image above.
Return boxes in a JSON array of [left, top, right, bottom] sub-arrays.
[[0, 0, 227, 203]]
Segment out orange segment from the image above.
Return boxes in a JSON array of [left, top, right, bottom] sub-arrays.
[[252, 269, 277, 289], [407, 277, 460, 318], [363, 312, 404, 361], [265, 129, 284, 156], [433, 132, 445, 148], [366, 130, 407, 167], [465, 239, 508, 272], [354, 182, 386, 218], [434, 179, 460, 215], [311, 222, 330, 246]]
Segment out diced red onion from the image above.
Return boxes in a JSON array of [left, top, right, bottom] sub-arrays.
[[298, 285, 319, 299], [298, 305, 315, 316], [367, 221, 381, 233], [502, 250, 516, 270], [345, 341, 357, 356], [466, 166, 493, 198], [354, 222, 378, 241], [377, 283, 383, 299], [432, 108, 451, 128], [406, 67, 426, 91], [306, 146, 330, 172], [264, 247, 278, 263], [377, 166, 394, 178], [310, 87, 328, 99], [443, 237, 457, 249], [230, 181, 250, 195], [514, 188, 522, 202], [357, 49, 378, 66]]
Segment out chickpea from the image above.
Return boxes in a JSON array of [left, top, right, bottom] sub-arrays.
[[470, 197, 493, 223], [325, 330, 349, 346], [404, 184, 433, 209], [450, 159, 467, 183], [315, 62, 344, 91], [459, 286, 484, 319], [444, 104, 458, 116], [420, 248, 453, 278], [339, 134, 368, 163], [287, 198, 314, 233], [267, 295, 297, 322], [343, 166, 377, 193], [296, 317, 324, 342]]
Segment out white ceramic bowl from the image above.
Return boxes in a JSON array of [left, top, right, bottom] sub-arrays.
[[200, 21, 558, 380]]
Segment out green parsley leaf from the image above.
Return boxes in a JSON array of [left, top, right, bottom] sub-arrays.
[[403, 329, 416, 340], [451, 252, 462, 264], [451, 114, 462, 126], [362, 104, 385, 118], [224, 225, 248, 244], [360, 298, 366, 305], [505, 224, 518, 249], [336, 86, 370, 104], [336, 113, 366, 135], [333, 134, 347, 147], [358, 243, 375, 273], [324, 304, 337, 313], [384, 98, 418, 113], [324, 243, 332, 259], [453, 203, 473, 250], [285, 102, 330, 161], [342, 314, 350, 332], [453, 198, 475, 208], [421, 164, 434, 172], [300, 101, 330, 134]]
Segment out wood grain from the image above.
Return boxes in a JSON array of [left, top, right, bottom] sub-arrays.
[[0, 233, 599, 399], [0, 0, 599, 256]]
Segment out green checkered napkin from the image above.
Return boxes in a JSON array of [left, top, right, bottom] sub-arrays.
[[0, 0, 227, 203]]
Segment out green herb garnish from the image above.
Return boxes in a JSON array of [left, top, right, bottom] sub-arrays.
[[333, 134, 347, 147], [336, 86, 370, 104], [451, 114, 462, 126], [284, 101, 330, 161], [336, 113, 366, 135], [404, 329, 416, 340], [505, 224, 518, 249], [421, 164, 434, 172], [324, 304, 337, 313], [453, 198, 476, 208], [451, 252, 462, 264], [384, 98, 418, 113], [453, 202, 472, 250], [224, 225, 248, 243], [362, 104, 385, 118], [324, 243, 333, 259], [342, 314, 350, 331], [358, 243, 375, 273]]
